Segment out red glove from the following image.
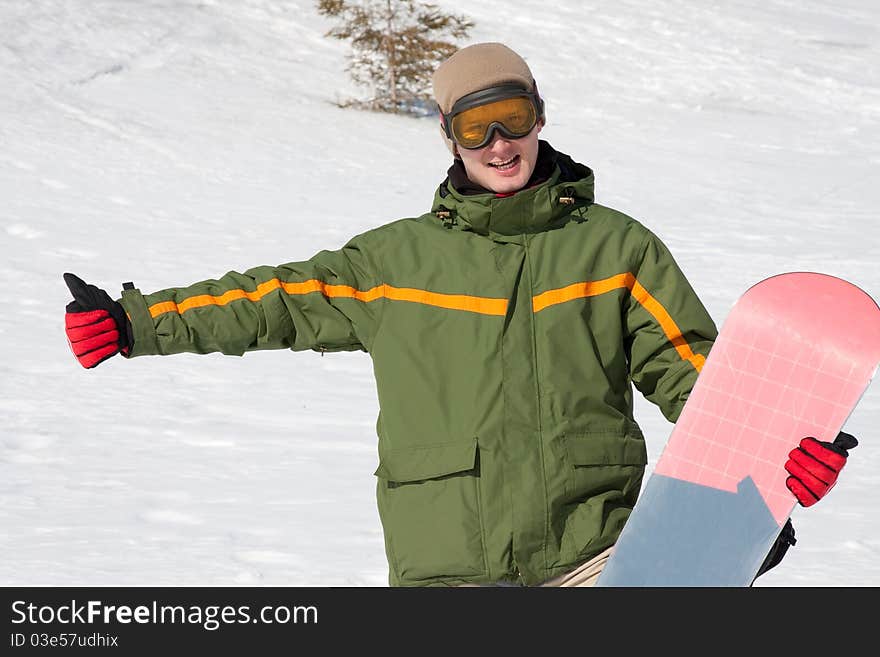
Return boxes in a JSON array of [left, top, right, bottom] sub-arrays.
[[64, 273, 132, 369], [785, 431, 858, 507]]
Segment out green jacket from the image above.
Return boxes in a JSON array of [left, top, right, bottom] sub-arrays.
[[118, 145, 717, 586]]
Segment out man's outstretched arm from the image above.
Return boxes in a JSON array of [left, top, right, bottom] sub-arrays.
[[64, 238, 382, 367]]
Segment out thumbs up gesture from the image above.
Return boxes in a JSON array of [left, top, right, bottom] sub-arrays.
[[63, 273, 131, 368]]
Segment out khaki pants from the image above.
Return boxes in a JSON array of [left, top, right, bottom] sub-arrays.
[[458, 545, 614, 587], [539, 545, 614, 587]]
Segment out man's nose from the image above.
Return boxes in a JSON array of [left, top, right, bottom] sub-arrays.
[[483, 127, 512, 150]]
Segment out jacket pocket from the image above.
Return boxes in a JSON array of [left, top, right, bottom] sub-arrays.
[[554, 431, 648, 564], [563, 431, 648, 468], [374, 438, 486, 584], [563, 430, 648, 501]]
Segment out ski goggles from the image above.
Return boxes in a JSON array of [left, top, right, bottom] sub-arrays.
[[441, 85, 544, 150]]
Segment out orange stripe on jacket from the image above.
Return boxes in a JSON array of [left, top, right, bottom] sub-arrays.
[[147, 279, 508, 318], [532, 273, 705, 372], [531, 273, 636, 313]]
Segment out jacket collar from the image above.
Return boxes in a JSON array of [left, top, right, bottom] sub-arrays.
[[431, 141, 595, 238]]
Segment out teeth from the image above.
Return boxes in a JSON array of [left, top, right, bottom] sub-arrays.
[[489, 155, 518, 169]]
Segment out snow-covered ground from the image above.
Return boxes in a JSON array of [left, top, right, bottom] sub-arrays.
[[2, 0, 878, 586]]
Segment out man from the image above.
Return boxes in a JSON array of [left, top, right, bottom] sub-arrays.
[[64, 42, 857, 586]]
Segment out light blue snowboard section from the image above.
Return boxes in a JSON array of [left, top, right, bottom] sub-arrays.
[[596, 474, 783, 586]]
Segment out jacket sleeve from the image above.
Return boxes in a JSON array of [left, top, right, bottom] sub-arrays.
[[117, 235, 382, 358], [624, 230, 718, 422]]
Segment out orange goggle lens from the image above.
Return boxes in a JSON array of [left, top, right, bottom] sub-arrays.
[[449, 96, 538, 149]]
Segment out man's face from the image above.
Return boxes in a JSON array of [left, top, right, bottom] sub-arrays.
[[457, 121, 543, 194]]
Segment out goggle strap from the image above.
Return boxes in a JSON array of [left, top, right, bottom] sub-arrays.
[[448, 84, 538, 117]]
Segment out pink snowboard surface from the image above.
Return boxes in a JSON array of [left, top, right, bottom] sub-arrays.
[[597, 272, 880, 586], [658, 272, 880, 524]]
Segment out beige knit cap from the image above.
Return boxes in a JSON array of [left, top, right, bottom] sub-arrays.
[[432, 42, 537, 114], [432, 43, 539, 155]]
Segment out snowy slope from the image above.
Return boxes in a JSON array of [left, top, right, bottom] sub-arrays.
[[1, 0, 878, 586]]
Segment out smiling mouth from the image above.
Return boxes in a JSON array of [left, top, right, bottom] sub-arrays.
[[487, 154, 520, 171]]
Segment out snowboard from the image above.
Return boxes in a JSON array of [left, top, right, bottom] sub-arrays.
[[596, 272, 880, 586]]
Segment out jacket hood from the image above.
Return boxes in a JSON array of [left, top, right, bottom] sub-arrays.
[[431, 141, 595, 238]]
